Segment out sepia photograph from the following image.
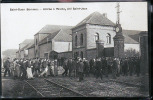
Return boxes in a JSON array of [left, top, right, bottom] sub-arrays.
[[1, 2, 149, 98]]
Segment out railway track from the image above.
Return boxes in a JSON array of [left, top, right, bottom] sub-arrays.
[[24, 78, 87, 97]]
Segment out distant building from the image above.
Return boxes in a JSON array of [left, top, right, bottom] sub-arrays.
[[27, 43, 35, 59], [17, 39, 34, 59], [26, 25, 72, 59], [72, 12, 140, 59], [16, 11, 144, 60]]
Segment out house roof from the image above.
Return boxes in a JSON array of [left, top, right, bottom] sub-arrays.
[[38, 30, 60, 45], [73, 12, 115, 29], [19, 39, 34, 45], [26, 43, 35, 50], [122, 30, 142, 42], [38, 29, 72, 45], [35, 25, 73, 35], [20, 40, 34, 51], [28, 43, 35, 49], [123, 34, 138, 44], [54, 29, 72, 42], [20, 44, 29, 51]]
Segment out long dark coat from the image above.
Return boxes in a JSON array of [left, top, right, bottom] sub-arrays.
[[4, 60, 10, 69], [78, 61, 84, 73]]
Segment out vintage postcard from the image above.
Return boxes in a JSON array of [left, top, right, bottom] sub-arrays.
[[1, 2, 149, 98]]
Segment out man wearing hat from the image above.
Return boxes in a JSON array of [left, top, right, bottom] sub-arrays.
[[78, 58, 84, 82], [4, 57, 11, 77]]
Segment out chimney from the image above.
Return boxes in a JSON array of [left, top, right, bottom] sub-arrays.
[[103, 13, 107, 18]]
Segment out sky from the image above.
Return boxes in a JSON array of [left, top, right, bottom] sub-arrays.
[[1, 2, 148, 52]]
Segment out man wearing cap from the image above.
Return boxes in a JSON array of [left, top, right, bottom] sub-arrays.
[[112, 58, 118, 79], [4, 57, 11, 77], [83, 58, 90, 77], [78, 58, 84, 82]]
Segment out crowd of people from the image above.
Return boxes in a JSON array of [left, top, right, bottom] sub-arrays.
[[3, 56, 141, 82]]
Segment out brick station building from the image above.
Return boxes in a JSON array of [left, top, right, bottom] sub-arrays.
[[72, 12, 140, 60], [16, 11, 143, 60]]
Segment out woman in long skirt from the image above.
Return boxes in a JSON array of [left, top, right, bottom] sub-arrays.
[[46, 59, 51, 76], [26, 60, 34, 79], [13, 60, 21, 79]]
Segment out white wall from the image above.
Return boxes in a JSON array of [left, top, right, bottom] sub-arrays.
[[124, 44, 140, 52], [53, 41, 72, 53], [20, 50, 24, 58]]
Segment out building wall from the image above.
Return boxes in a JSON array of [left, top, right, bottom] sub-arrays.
[[28, 47, 35, 59], [39, 42, 51, 58], [72, 25, 87, 58], [16, 52, 19, 58], [124, 44, 140, 52], [53, 41, 72, 53], [58, 51, 72, 59], [19, 43, 28, 50], [86, 24, 116, 49], [20, 50, 24, 58], [86, 49, 97, 60], [34, 34, 39, 58], [39, 33, 49, 42], [34, 33, 49, 58], [72, 24, 115, 59]]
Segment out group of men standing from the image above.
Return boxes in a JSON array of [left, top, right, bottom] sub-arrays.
[[61, 56, 141, 81], [3, 57, 58, 80], [3, 56, 141, 82]]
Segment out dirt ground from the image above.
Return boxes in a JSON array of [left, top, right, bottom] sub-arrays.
[[1, 74, 149, 98]]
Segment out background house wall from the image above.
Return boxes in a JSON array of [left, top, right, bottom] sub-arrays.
[[72, 25, 87, 58], [53, 41, 72, 53], [20, 50, 24, 58], [28, 47, 35, 59], [39, 43, 51, 58], [86, 24, 116, 49], [124, 44, 140, 52]]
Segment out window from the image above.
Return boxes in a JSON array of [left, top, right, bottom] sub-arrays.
[[75, 35, 77, 46], [80, 51, 83, 59], [94, 33, 99, 42], [106, 33, 111, 44], [74, 52, 78, 59], [80, 34, 83, 45]]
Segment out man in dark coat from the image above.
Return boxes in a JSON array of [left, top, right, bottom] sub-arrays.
[[105, 57, 108, 77], [4, 57, 11, 77], [19, 59, 24, 78], [83, 58, 90, 77], [112, 58, 118, 79], [135, 57, 140, 77], [89, 59, 94, 75], [123, 57, 129, 76], [95, 58, 103, 80], [129, 57, 133, 76], [72, 59, 77, 77], [67, 59, 73, 77], [120, 58, 124, 75], [22, 59, 28, 79], [34, 58, 40, 77], [78, 59, 84, 82], [62, 59, 68, 76]]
